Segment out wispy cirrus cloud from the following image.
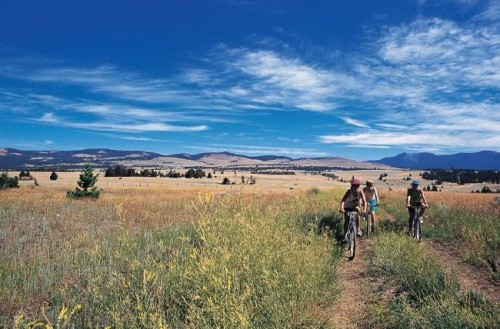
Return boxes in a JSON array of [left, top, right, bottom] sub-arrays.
[[320, 130, 500, 149], [37, 111, 207, 133], [341, 116, 369, 128], [319, 7, 499, 151], [1, 90, 210, 134]]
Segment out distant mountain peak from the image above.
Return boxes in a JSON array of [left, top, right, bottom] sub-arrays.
[[372, 151, 500, 170]]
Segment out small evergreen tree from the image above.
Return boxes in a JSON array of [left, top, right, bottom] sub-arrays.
[[50, 171, 58, 181], [66, 164, 101, 199]]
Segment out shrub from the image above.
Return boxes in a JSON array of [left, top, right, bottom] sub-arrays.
[[50, 171, 58, 181], [0, 172, 19, 189]]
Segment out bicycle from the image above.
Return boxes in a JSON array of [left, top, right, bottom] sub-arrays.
[[344, 210, 358, 259], [407, 205, 423, 242]]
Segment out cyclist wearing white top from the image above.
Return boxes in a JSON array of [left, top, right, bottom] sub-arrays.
[[362, 180, 380, 233]]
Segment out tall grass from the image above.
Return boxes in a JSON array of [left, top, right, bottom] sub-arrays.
[[1, 187, 341, 328], [427, 203, 499, 277], [378, 191, 500, 277], [369, 233, 499, 328]]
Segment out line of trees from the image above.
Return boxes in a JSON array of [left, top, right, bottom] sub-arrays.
[[422, 169, 499, 185], [104, 165, 208, 179]]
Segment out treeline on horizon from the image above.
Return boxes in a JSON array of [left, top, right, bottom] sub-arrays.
[[422, 169, 499, 184], [104, 165, 209, 179]]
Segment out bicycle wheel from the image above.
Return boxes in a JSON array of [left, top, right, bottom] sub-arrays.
[[349, 227, 356, 258], [366, 213, 371, 236], [415, 217, 422, 242]]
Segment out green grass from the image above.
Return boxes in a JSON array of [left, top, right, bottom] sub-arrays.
[[369, 233, 500, 329]]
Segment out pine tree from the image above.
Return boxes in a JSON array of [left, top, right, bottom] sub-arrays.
[[66, 164, 101, 199]]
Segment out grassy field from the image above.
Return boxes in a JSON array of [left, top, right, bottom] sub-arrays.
[[2, 172, 499, 328], [0, 185, 345, 328], [19, 168, 500, 194]]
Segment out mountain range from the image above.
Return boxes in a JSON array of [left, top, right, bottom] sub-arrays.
[[0, 148, 498, 171], [371, 151, 500, 170], [0, 148, 386, 170]]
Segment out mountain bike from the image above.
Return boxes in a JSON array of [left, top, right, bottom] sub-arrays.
[[345, 210, 358, 259], [407, 205, 423, 242]]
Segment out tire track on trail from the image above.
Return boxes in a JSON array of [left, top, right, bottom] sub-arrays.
[[424, 240, 500, 302], [329, 238, 375, 328]]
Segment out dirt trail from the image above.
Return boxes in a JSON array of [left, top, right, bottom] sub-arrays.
[[329, 238, 375, 328], [380, 207, 499, 302], [424, 241, 500, 302]]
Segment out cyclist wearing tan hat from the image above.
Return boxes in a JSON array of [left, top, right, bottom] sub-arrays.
[[363, 180, 380, 233]]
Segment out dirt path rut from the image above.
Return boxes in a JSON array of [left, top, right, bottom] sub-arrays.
[[329, 238, 375, 328], [425, 241, 500, 302]]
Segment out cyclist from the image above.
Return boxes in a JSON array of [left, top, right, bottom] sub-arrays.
[[340, 178, 367, 238], [406, 180, 428, 234], [363, 180, 380, 233]]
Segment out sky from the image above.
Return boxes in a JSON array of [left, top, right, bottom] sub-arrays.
[[0, 0, 499, 161]]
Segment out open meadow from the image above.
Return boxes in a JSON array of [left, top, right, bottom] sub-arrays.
[[1, 170, 499, 328], [18, 168, 500, 193]]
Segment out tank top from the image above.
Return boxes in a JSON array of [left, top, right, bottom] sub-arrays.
[[344, 189, 362, 209], [407, 188, 423, 206]]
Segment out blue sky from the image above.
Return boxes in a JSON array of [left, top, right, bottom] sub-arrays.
[[0, 0, 498, 160]]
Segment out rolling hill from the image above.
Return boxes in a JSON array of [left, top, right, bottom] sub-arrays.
[[0, 148, 388, 170]]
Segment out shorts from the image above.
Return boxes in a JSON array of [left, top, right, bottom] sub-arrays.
[[408, 202, 424, 215], [344, 206, 360, 213], [368, 199, 377, 212]]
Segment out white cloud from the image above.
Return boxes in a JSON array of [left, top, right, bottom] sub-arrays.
[[341, 116, 369, 128], [39, 112, 59, 123], [319, 130, 500, 150]]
